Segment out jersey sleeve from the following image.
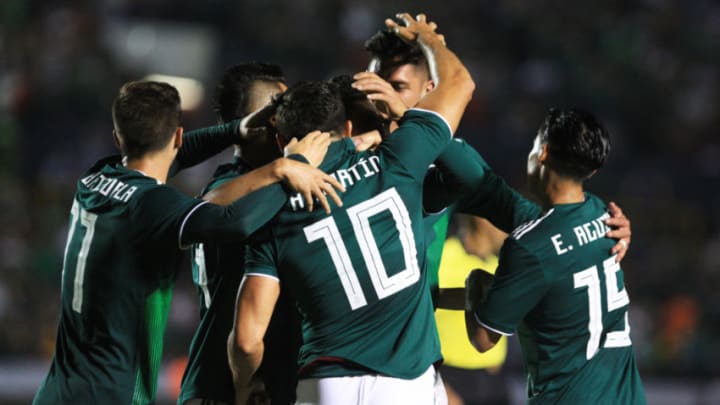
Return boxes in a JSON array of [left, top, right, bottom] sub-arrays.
[[130, 185, 207, 245], [423, 138, 488, 213], [378, 108, 453, 182], [244, 228, 280, 280], [179, 183, 289, 248], [169, 120, 241, 177], [474, 239, 548, 336]]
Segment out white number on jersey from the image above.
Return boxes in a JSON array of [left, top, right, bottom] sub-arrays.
[[573, 256, 631, 359], [304, 188, 421, 310], [193, 243, 212, 309], [61, 200, 98, 314]]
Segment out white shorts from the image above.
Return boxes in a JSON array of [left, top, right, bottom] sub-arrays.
[[295, 365, 438, 405]]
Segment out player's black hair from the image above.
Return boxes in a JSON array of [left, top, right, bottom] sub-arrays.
[[112, 81, 181, 160], [538, 108, 611, 181], [214, 62, 285, 123], [328, 75, 390, 138], [365, 28, 428, 76], [274, 80, 347, 142]]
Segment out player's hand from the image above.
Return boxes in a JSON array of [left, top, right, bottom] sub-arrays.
[[284, 131, 331, 167], [351, 130, 383, 152], [352, 72, 408, 121], [605, 201, 631, 263], [465, 268, 494, 311], [385, 13, 443, 45], [279, 160, 344, 214]]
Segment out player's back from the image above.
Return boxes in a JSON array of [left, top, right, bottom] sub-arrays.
[[245, 109, 451, 380], [509, 193, 645, 404], [34, 156, 200, 405]]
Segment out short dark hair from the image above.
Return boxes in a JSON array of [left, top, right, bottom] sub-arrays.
[[275, 81, 346, 142], [328, 75, 390, 138], [538, 108, 611, 180], [365, 29, 428, 77], [112, 81, 181, 160], [214, 62, 285, 122]]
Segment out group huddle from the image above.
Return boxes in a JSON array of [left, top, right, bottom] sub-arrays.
[[32, 13, 645, 405]]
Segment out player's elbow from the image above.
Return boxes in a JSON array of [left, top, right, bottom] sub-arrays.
[[229, 330, 263, 358], [447, 68, 475, 104], [471, 333, 497, 353]]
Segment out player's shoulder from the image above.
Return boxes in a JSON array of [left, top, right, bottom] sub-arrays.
[[203, 160, 248, 195], [509, 208, 559, 244], [397, 108, 452, 135]]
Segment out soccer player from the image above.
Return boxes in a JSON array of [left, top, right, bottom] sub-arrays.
[[179, 62, 301, 405], [359, 25, 634, 405], [465, 109, 646, 403], [33, 80, 343, 405], [228, 13, 474, 405]]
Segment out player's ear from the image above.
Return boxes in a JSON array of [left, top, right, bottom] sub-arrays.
[[173, 127, 184, 149], [539, 143, 549, 164], [425, 79, 435, 93]]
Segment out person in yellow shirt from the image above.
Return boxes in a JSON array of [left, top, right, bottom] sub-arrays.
[[436, 215, 510, 405]]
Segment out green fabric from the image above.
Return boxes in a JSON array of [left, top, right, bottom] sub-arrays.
[[422, 209, 452, 306], [476, 193, 646, 404], [245, 109, 451, 379], [34, 156, 203, 405]]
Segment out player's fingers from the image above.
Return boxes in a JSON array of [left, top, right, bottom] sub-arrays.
[[321, 182, 344, 209], [322, 173, 345, 193], [416, 13, 427, 23], [437, 34, 446, 46], [353, 80, 394, 94], [428, 22, 437, 31], [396, 13, 414, 26], [608, 201, 623, 217], [314, 187, 332, 214], [611, 239, 629, 262], [302, 190, 314, 212], [353, 71, 381, 80]]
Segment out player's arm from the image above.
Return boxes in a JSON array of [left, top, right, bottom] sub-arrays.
[[169, 120, 241, 177], [423, 139, 542, 231], [203, 131, 344, 213], [606, 201, 632, 262], [228, 275, 279, 405], [464, 269, 502, 351], [465, 240, 547, 352], [387, 13, 474, 133]]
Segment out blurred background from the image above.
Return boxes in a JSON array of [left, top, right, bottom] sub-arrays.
[[1, 0, 718, 403]]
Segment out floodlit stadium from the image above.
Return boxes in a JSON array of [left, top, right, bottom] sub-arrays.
[[1, 1, 718, 404]]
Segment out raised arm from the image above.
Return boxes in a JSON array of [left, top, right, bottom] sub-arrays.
[[169, 120, 241, 177], [387, 13, 475, 133]]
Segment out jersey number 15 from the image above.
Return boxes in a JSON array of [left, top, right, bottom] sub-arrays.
[[574, 257, 632, 360]]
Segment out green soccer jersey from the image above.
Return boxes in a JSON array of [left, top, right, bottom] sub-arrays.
[[245, 109, 451, 380], [421, 138, 542, 306], [179, 158, 301, 405], [34, 155, 292, 405], [475, 193, 645, 404]]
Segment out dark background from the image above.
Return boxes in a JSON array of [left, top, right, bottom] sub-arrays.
[[1, 0, 718, 403]]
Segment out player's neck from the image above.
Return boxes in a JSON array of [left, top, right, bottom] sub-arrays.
[[123, 153, 173, 184], [542, 172, 585, 209]]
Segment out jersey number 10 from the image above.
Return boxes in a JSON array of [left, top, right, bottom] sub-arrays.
[[304, 188, 421, 310], [573, 256, 632, 360]]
